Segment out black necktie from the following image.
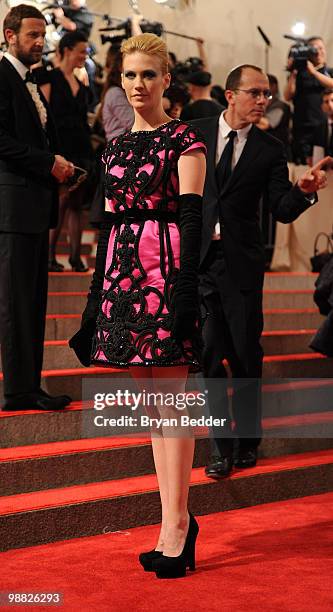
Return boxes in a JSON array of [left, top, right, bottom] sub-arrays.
[[215, 130, 237, 190]]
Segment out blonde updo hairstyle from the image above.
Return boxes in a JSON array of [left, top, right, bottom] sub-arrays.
[[121, 33, 169, 75]]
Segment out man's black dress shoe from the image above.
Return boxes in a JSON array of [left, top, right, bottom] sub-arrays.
[[205, 455, 233, 479], [38, 388, 72, 406], [2, 392, 69, 412], [234, 448, 257, 469]]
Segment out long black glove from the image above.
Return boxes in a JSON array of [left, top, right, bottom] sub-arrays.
[[171, 193, 202, 343], [81, 224, 111, 325], [69, 224, 111, 366]]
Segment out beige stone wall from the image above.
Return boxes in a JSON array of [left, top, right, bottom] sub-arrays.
[[1, 0, 333, 91], [91, 0, 333, 89]]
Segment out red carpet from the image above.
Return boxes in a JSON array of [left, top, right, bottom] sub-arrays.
[[0, 492, 332, 611]]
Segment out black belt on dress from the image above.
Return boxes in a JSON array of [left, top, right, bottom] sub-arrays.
[[102, 209, 179, 225]]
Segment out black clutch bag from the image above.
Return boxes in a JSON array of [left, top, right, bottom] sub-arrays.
[[68, 318, 96, 366]]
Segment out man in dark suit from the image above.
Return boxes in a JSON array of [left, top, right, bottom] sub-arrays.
[[0, 4, 74, 411], [195, 64, 330, 478], [312, 89, 333, 162]]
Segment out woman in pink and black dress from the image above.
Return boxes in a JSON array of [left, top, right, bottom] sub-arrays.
[[79, 33, 206, 578]]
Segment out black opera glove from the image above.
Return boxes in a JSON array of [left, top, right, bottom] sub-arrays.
[[171, 193, 203, 343], [69, 224, 111, 366], [81, 224, 111, 326]]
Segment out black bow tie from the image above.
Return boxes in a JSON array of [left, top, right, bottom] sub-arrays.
[[25, 71, 36, 84]]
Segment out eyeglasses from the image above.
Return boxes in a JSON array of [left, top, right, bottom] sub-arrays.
[[234, 88, 272, 100]]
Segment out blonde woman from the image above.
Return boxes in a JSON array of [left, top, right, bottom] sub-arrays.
[[75, 34, 206, 578]]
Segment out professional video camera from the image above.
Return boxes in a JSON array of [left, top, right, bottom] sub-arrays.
[[171, 56, 204, 82], [284, 34, 318, 71], [100, 18, 163, 47]]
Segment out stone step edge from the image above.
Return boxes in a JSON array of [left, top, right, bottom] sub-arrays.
[[1, 449, 332, 516], [32, 329, 320, 348], [43, 309, 320, 320], [0, 352, 328, 382], [2, 377, 333, 413], [49, 272, 92, 277], [265, 272, 317, 276], [46, 289, 316, 296], [1, 412, 332, 463]]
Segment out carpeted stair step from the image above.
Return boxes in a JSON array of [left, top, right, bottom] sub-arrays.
[[262, 329, 315, 354], [27, 312, 331, 340], [0, 449, 332, 551], [38, 330, 318, 369], [1, 413, 332, 496], [263, 308, 323, 330], [2, 328, 318, 371], [263, 290, 315, 309], [45, 314, 81, 340], [37, 330, 319, 369], [264, 272, 318, 290], [0, 329, 319, 371], [263, 353, 333, 377], [46, 291, 318, 314], [43, 309, 323, 335], [47, 292, 87, 315], [48, 271, 92, 292], [1, 353, 333, 401]]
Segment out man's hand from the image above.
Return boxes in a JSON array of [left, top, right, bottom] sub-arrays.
[[51, 155, 74, 183], [53, 7, 64, 20], [297, 156, 333, 193], [307, 60, 316, 75]]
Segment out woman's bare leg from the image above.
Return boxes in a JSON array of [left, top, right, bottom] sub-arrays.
[[130, 366, 168, 551], [152, 365, 194, 557]]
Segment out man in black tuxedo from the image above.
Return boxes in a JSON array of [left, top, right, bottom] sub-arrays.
[[0, 4, 74, 411], [195, 64, 330, 478]]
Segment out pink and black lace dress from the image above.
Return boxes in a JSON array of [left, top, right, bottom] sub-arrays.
[[90, 119, 206, 370]]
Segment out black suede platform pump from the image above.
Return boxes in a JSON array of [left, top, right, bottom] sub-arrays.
[[151, 513, 199, 579], [138, 549, 163, 572]]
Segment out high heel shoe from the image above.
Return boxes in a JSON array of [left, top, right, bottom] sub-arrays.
[[48, 258, 64, 272], [69, 257, 89, 272], [151, 512, 199, 579], [139, 549, 162, 572]]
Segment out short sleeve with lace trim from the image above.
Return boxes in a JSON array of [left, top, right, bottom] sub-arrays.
[[174, 122, 207, 158]]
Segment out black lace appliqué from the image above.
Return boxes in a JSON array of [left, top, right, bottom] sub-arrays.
[[91, 121, 205, 371]]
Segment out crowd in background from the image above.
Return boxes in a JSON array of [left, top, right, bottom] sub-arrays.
[[4, 0, 332, 269]]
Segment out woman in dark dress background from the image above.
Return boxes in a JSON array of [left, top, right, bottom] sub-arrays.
[[39, 31, 94, 271]]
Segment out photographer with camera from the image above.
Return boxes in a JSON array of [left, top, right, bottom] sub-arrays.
[[285, 37, 333, 165], [53, 0, 94, 39]]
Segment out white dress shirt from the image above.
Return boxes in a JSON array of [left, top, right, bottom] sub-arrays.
[[3, 51, 27, 80], [213, 111, 252, 238], [3, 51, 48, 129]]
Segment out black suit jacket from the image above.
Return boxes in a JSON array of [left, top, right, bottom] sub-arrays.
[[194, 114, 316, 290], [312, 118, 331, 154], [0, 57, 59, 233]]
